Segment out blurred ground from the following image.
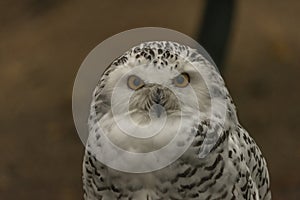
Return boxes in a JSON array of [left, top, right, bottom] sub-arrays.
[[0, 0, 299, 199]]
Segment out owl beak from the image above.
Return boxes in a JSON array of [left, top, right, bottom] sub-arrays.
[[153, 89, 162, 105], [152, 88, 165, 118]]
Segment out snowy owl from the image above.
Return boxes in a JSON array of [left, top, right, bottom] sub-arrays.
[[82, 41, 271, 200]]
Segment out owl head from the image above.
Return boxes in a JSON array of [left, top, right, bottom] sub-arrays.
[[88, 41, 237, 166]]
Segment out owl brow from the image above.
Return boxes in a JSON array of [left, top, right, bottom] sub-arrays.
[[182, 70, 201, 78], [172, 71, 190, 77]]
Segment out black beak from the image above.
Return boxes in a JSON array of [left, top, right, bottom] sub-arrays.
[[152, 88, 164, 118], [153, 88, 163, 104]]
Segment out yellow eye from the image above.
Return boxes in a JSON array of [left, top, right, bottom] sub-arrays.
[[173, 73, 190, 88], [127, 75, 144, 90]]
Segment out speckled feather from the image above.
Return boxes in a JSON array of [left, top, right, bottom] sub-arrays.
[[83, 41, 271, 200]]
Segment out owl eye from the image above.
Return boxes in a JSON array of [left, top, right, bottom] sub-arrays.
[[173, 73, 190, 88], [127, 75, 144, 90]]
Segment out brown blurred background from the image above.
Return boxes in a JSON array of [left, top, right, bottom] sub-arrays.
[[0, 0, 299, 199]]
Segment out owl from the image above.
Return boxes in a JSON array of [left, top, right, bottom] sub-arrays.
[[83, 41, 271, 200]]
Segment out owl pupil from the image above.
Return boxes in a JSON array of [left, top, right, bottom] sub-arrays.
[[133, 78, 140, 86], [176, 76, 184, 84]]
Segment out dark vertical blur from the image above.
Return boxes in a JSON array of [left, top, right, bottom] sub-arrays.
[[198, 0, 236, 72]]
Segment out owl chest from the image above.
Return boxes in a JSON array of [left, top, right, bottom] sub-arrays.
[[103, 153, 235, 197]]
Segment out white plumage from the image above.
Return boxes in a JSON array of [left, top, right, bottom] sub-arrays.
[[83, 41, 271, 200]]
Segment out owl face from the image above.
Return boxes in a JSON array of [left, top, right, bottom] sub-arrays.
[[99, 58, 211, 126]]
